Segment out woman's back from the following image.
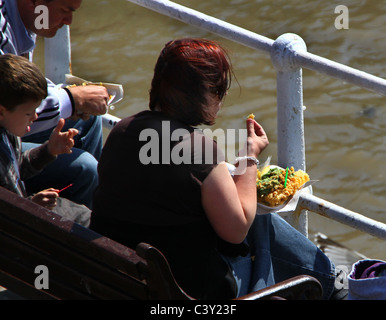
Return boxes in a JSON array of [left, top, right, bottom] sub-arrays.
[[91, 110, 238, 299]]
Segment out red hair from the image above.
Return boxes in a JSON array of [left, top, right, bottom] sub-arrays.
[[149, 38, 232, 126]]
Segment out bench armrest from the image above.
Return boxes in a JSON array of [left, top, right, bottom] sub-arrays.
[[234, 275, 323, 300]]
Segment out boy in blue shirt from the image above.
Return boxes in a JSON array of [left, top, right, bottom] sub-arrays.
[[0, 54, 89, 224]]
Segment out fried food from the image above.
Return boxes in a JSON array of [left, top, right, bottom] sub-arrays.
[[256, 166, 309, 207]]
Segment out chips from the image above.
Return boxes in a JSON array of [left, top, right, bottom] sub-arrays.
[[247, 113, 255, 119], [256, 166, 309, 207]]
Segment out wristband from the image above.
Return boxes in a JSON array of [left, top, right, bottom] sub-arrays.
[[234, 156, 259, 166], [63, 87, 76, 116]]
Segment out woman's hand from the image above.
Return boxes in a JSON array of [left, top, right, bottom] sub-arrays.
[[32, 188, 59, 210], [244, 118, 269, 158], [201, 120, 269, 244], [47, 118, 79, 156]]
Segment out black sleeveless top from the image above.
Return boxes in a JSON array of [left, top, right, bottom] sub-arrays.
[[91, 110, 238, 299]]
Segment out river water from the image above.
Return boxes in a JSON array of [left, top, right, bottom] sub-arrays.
[[34, 0, 386, 260]]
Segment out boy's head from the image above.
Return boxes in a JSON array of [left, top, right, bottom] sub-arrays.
[[0, 54, 47, 136]]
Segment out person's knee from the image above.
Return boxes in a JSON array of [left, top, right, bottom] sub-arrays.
[[70, 150, 98, 185]]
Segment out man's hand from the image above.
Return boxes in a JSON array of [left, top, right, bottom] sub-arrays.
[[47, 118, 79, 156], [68, 85, 109, 120]]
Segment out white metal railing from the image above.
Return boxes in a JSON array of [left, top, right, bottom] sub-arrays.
[[44, 0, 386, 240], [296, 193, 386, 241], [127, 0, 386, 95]]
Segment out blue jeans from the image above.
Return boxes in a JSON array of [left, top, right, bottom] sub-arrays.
[[222, 213, 336, 300], [348, 259, 386, 300], [22, 116, 102, 208]]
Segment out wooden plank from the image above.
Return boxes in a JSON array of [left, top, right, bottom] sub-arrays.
[[0, 212, 143, 282], [0, 187, 150, 299], [0, 270, 55, 300], [0, 222, 149, 300], [0, 188, 144, 275], [0, 231, 149, 299]]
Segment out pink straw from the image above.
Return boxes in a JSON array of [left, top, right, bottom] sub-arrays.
[[58, 183, 73, 193]]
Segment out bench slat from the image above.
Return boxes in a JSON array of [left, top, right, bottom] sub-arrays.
[[0, 210, 146, 288], [0, 190, 144, 276], [0, 231, 149, 299], [0, 187, 150, 299]]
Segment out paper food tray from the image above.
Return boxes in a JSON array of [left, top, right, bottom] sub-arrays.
[[257, 180, 316, 214], [227, 161, 316, 214], [64, 74, 124, 106], [256, 163, 316, 214]]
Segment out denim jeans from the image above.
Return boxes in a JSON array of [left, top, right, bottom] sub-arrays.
[[222, 213, 336, 300], [22, 116, 102, 208], [348, 259, 386, 300]]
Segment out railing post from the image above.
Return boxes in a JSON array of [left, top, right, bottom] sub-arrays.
[[270, 33, 309, 236], [43, 26, 121, 129], [44, 25, 71, 84]]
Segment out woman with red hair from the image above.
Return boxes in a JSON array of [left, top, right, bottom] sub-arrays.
[[91, 38, 339, 299]]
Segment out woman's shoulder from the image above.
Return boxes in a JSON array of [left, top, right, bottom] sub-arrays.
[[117, 110, 172, 128]]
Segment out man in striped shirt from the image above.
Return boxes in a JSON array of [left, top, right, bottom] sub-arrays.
[[0, 0, 109, 208]]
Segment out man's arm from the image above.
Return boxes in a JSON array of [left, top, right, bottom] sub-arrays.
[[26, 79, 74, 135], [25, 78, 109, 136]]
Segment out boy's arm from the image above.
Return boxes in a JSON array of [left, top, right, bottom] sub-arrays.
[[14, 118, 76, 181], [17, 138, 57, 180]]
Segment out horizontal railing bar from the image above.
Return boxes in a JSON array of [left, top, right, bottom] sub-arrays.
[[295, 50, 386, 96], [126, 0, 386, 96], [126, 0, 274, 53], [297, 193, 386, 241]]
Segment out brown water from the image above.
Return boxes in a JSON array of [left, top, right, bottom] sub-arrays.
[[34, 0, 386, 259]]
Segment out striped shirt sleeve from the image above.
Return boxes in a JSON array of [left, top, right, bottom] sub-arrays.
[[27, 81, 73, 135], [0, 0, 9, 55]]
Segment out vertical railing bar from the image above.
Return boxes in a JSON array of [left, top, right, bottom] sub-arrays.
[[270, 34, 308, 235], [44, 25, 71, 84]]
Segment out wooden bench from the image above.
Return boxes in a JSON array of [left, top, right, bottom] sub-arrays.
[[0, 186, 323, 300]]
